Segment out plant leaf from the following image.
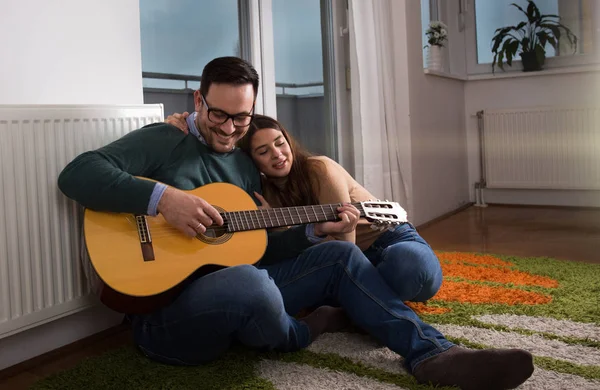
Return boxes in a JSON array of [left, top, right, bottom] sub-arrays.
[[498, 51, 505, 70], [537, 31, 548, 49], [527, 0, 541, 23], [513, 21, 528, 36], [540, 14, 560, 20], [510, 40, 521, 57], [510, 3, 528, 19], [547, 36, 557, 50], [522, 37, 530, 52]]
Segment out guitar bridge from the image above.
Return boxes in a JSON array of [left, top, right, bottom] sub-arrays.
[[135, 215, 155, 261]]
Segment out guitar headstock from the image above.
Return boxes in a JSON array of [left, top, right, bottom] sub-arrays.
[[360, 199, 408, 231]]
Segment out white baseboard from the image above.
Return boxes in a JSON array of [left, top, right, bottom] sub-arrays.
[[477, 189, 600, 208], [0, 304, 123, 371]]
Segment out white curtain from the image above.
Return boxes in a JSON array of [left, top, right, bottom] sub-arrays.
[[348, 0, 411, 214]]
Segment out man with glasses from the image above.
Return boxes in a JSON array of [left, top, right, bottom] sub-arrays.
[[58, 55, 357, 358], [58, 56, 534, 390]]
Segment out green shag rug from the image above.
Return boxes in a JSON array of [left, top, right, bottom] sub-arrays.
[[31, 252, 600, 390]]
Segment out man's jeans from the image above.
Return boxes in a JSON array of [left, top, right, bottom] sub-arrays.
[[130, 241, 454, 373], [363, 223, 443, 302]]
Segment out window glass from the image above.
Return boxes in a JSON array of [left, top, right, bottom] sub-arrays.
[[272, 0, 336, 159], [140, 0, 240, 88], [475, 0, 590, 64], [421, 0, 431, 68]]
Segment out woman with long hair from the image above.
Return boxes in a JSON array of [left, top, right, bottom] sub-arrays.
[[166, 113, 442, 303]]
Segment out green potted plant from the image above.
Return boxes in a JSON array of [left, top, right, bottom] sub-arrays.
[[490, 0, 578, 73]]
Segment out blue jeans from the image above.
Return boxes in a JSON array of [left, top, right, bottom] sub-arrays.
[[363, 223, 443, 302], [130, 241, 454, 373]]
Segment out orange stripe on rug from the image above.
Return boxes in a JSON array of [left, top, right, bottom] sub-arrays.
[[435, 252, 513, 267], [441, 262, 559, 288], [434, 280, 553, 305], [433, 252, 558, 288], [406, 252, 560, 315]]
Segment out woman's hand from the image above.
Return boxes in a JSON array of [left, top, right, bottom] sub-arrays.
[[313, 203, 360, 239], [165, 112, 190, 134], [254, 192, 272, 209]]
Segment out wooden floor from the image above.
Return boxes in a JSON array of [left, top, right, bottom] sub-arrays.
[[418, 204, 600, 264], [2, 205, 599, 389]]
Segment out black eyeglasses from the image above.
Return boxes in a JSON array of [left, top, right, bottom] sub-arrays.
[[201, 94, 254, 128]]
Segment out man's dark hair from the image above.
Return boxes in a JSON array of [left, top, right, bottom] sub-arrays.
[[199, 57, 259, 99]]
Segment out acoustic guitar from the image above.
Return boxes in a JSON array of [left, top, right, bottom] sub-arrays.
[[83, 181, 407, 314]]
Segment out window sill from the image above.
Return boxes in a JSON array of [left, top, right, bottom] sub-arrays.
[[423, 69, 467, 81], [424, 64, 600, 82], [468, 64, 600, 80]]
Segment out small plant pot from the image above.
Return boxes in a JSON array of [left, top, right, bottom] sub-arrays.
[[427, 45, 444, 71], [520, 51, 545, 72]]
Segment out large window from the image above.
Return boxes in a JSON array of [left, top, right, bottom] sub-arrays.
[[138, 0, 345, 162]]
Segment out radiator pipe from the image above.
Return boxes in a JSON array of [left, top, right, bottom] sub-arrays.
[[475, 110, 487, 207]]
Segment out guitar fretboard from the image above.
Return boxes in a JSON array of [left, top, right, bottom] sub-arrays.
[[221, 202, 365, 232]]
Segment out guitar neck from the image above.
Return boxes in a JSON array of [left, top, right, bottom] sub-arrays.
[[221, 202, 365, 232]]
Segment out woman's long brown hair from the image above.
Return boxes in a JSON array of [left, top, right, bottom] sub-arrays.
[[237, 114, 324, 208]]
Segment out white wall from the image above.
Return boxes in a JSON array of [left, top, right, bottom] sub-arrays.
[[0, 0, 143, 104], [465, 71, 600, 207], [0, 0, 143, 372], [404, 0, 471, 226]]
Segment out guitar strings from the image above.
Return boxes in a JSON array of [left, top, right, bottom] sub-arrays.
[[135, 202, 398, 235], [146, 211, 345, 234], [142, 208, 356, 236]]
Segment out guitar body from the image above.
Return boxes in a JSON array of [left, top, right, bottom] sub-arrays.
[[84, 182, 267, 313]]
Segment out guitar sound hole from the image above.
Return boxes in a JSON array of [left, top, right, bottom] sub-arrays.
[[204, 226, 228, 238], [196, 205, 233, 245]]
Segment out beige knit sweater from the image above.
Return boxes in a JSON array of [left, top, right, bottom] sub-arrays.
[[305, 156, 390, 250]]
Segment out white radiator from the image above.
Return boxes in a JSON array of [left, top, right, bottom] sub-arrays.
[[0, 104, 164, 339], [480, 106, 600, 190]]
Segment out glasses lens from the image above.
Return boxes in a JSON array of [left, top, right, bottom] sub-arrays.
[[233, 116, 252, 127], [208, 111, 252, 127], [208, 111, 228, 124]]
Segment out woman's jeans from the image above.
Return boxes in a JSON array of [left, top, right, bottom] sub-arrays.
[[363, 223, 443, 302], [129, 241, 453, 373]]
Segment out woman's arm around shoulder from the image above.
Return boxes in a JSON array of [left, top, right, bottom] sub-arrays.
[[307, 156, 356, 244]]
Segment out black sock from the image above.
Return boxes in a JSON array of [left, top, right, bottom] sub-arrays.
[[300, 306, 350, 342]]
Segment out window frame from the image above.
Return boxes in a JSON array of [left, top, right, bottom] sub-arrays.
[[465, 0, 600, 75]]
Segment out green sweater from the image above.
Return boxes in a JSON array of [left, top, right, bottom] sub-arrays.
[[58, 123, 313, 265]]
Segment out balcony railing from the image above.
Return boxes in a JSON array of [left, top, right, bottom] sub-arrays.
[[141, 72, 329, 157], [142, 72, 323, 95]]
